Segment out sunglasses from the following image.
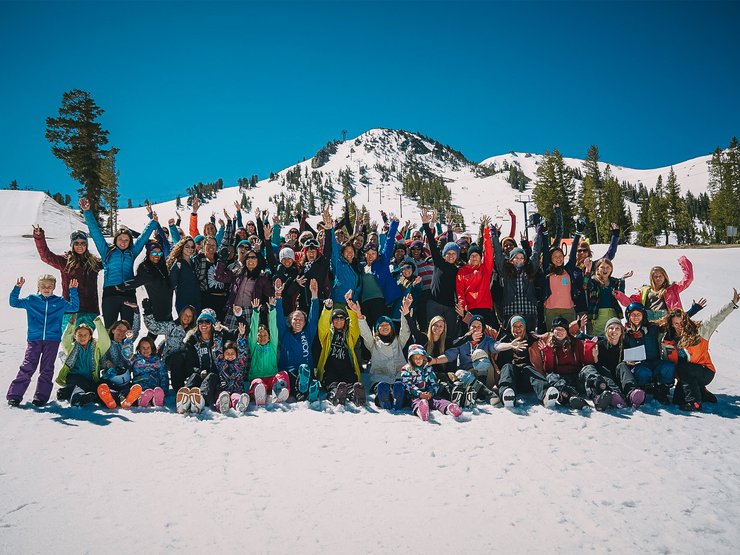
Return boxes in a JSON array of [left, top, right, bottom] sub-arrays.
[[150, 251, 163, 257], [245, 255, 258, 260], [576, 249, 589, 253], [332, 315, 347, 320], [198, 320, 212, 325], [237, 245, 249, 250], [72, 241, 87, 247]]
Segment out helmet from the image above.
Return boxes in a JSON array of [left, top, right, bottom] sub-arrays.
[[625, 302, 646, 320]]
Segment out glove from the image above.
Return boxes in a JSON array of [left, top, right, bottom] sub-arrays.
[[490, 225, 501, 238], [141, 298, 153, 316], [218, 246, 229, 260], [576, 218, 586, 233]]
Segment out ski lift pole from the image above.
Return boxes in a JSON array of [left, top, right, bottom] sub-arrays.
[[515, 194, 533, 242], [399, 192, 403, 218]]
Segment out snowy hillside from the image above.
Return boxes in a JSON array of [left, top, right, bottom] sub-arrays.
[[482, 151, 712, 197], [115, 129, 714, 239], [0, 190, 84, 239], [1, 179, 740, 553]]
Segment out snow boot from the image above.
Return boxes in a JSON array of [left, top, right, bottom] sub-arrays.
[[97, 383, 117, 409], [375, 382, 392, 410], [593, 390, 613, 412], [543, 386, 559, 409], [7, 399, 20, 408], [352, 382, 366, 406], [450, 383, 466, 407], [447, 403, 463, 418], [253, 383, 267, 406], [152, 387, 165, 407], [176, 387, 191, 414], [331, 382, 349, 406], [189, 387, 205, 413], [139, 389, 155, 408], [391, 381, 406, 410], [217, 391, 231, 414], [501, 387, 516, 408], [415, 399, 430, 421], [120, 384, 143, 409], [237, 393, 250, 413], [628, 388, 645, 408], [653, 384, 671, 405], [679, 400, 702, 412], [272, 379, 289, 403], [297, 364, 311, 394], [610, 392, 627, 409], [307, 379, 320, 403], [31, 398, 45, 407]]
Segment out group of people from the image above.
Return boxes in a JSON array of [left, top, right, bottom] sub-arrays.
[[7, 197, 738, 421]]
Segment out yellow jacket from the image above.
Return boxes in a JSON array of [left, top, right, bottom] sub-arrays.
[[316, 306, 361, 383]]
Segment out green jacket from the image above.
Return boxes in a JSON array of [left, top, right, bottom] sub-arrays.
[[56, 316, 111, 386], [248, 306, 279, 380]]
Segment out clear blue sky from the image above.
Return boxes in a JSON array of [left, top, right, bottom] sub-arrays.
[[1, 0, 738, 204]]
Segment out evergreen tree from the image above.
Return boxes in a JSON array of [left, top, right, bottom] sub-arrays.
[[708, 138, 740, 241], [9, 179, 19, 190], [635, 193, 656, 246], [577, 145, 602, 242], [99, 148, 120, 235], [652, 175, 669, 245], [598, 166, 630, 242], [533, 149, 576, 236], [127, 198, 133, 209], [45, 89, 110, 219], [176, 194, 183, 209]]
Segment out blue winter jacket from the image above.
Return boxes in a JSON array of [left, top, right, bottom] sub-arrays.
[[85, 210, 157, 288], [276, 297, 319, 371], [329, 228, 362, 303], [10, 286, 79, 341], [362, 219, 404, 305]]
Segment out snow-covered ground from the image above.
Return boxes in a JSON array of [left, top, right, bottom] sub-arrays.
[[1, 191, 739, 553]]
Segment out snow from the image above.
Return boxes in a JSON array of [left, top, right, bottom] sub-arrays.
[[2, 161, 740, 553]]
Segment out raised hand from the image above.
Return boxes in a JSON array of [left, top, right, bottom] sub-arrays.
[[151, 211, 159, 222], [251, 298, 261, 310], [400, 294, 413, 316], [610, 222, 618, 230], [430, 210, 438, 225], [420, 208, 431, 225], [145, 201, 152, 215], [234, 200, 241, 212], [79, 198, 90, 211], [268, 296, 277, 307], [238, 322, 247, 336], [69, 278, 79, 288], [274, 278, 284, 298], [455, 301, 466, 318], [510, 338, 527, 352], [191, 197, 200, 213], [218, 218, 225, 228], [324, 298, 334, 310], [295, 275, 307, 288], [168, 218, 175, 226], [223, 209, 231, 221], [309, 278, 319, 298], [32, 225, 43, 236], [346, 297, 362, 316], [584, 258, 593, 273], [692, 297, 707, 309], [732, 288, 739, 305], [344, 289, 353, 304], [15, 276, 25, 288], [620, 270, 634, 280], [480, 215, 491, 228]]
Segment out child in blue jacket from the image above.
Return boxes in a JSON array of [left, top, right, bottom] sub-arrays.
[[7, 275, 80, 407], [131, 337, 169, 408]]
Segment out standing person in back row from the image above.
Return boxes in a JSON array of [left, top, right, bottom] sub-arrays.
[[32, 225, 101, 329], [80, 198, 158, 326]]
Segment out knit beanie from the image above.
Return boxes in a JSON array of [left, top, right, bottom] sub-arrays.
[[509, 315, 526, 331], [467, 244, 482, 258], [279, 247, 295, 261], [442, 242, 460, 256], [501, 236, 517, 250], [508, 247, 526, 261], [197, 308, 217, 325], [551, 316, 569, 331], [604, 317, 624, 331]]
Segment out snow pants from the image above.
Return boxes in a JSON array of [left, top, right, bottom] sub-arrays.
[[166, 351, 190, 391], [631, 359, 675, 387], [579, 363, 638, 398], [7, 340, 60, 404], [498, 363, 549, 401], [57, 374, 97, 406], [676, 361, 715, 405], [249, 371, 290, 398]]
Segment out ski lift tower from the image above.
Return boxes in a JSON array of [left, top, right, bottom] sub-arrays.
[[515, 194, 534, 242]]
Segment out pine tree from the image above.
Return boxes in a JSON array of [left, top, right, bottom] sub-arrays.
[[708, 138, 740, 241], [176, 195, 183, 209], [9, 179, 19, 190], [99, 148, 120, 235], [45, 90, 110, 220], [127, 198, 133, 209], [533, 149, 576, 236], [577, 145, 602, 242], [598, 166, 630, 242], [651, 175, 669, 245], [635, 193, 656, 246]]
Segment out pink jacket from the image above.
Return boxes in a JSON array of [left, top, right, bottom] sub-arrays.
[[615, 256, 693, 311]]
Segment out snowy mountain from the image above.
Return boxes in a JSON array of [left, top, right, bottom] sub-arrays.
[[114, 128, 713, 238], [1, 189, 740, 553]]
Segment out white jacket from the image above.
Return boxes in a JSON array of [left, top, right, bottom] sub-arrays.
[[358, 316, 411, 383]]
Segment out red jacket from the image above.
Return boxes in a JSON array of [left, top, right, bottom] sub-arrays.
[[456, 231, 494, 310], [531, 338, 594, 375]]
